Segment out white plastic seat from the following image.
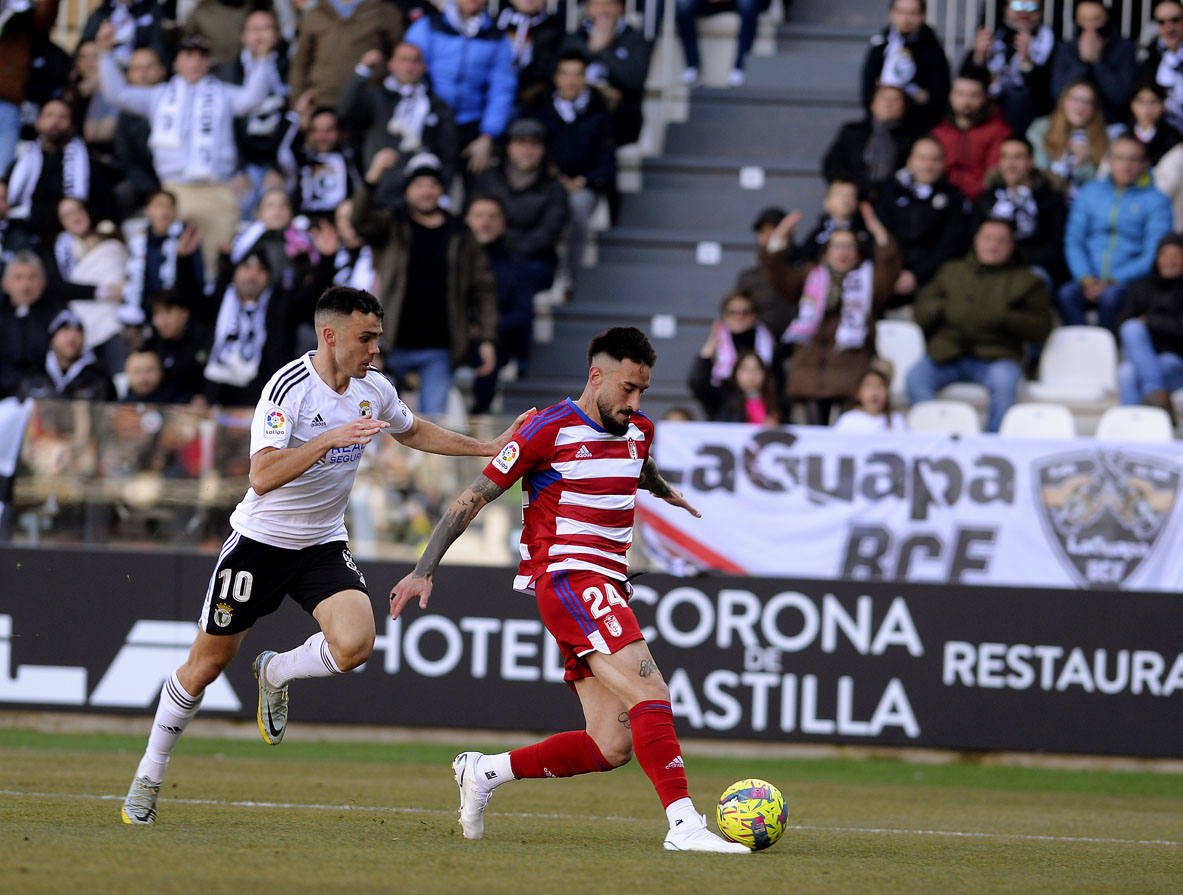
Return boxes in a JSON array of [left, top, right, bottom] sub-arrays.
[[906, 400, 982, 435], [1094, 406, 1174, 442], [1025, 326, 1118, 402], [875, 319, 926, 401], [998, 403, 1077, 439]]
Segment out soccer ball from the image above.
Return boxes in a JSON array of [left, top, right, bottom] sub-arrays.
[[716, 778, 788, 851]]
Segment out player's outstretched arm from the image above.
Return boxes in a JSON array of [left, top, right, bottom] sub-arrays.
[[392, 408, 533, 457], [389, 473, 507, 619], [249, 418, 391, 495], [638, 456, 701, 518]]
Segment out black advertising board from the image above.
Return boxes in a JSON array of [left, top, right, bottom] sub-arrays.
[[0, 547, 1179, 756]]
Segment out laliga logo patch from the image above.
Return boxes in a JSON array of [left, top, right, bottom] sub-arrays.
[[213, 602, 233, 628], [493, 440, 520, 474], [358, 400, 373, 418], [263, 410, 286, 437], [1035, 450, 1179, 588], [604, 613, 622, 637]]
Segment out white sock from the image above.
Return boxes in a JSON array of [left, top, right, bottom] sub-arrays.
[[136, 673, 201, 782], [665, 797, 699, 829], [474, 752, 515, 790], [265, 632, 342, 688]]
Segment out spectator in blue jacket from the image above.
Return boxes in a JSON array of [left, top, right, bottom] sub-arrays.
[[1059, 135, 1173, 330], [406, 0, 518, 176], [526, 49, 616, 297]]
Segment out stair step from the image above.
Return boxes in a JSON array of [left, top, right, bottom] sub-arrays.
[[569, 262, 745, 312]]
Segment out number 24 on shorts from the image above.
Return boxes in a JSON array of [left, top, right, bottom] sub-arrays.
[[581, 582, 625, 619]]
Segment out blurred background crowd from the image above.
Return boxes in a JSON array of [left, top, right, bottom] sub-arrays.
[[4, 0, 1183, 552]]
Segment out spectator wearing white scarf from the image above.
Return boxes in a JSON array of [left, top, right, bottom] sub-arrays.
[[98, 26, 270, 277]]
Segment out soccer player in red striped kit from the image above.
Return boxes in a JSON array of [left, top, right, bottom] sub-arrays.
[[389, 326, 749, 853]]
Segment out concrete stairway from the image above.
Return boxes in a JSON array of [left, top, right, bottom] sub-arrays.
[[502, 2, 881, 419]]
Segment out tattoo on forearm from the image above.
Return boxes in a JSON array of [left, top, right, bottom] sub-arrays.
[[413, 474, 505, 577], [639, 457, 674, 498], [639, 658, 659, 678], [618, 711, 631, 729]]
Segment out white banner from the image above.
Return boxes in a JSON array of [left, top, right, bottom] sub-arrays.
[[638, 423, 1183, 592]]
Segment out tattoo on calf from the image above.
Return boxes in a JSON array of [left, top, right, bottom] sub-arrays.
[[639, 658, 659, 678], [618, 711, 630, 729]]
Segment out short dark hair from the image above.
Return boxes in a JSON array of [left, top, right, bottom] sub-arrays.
[[310, 107, 338, 123], [148, 188, 178, 206], [1000, 135, 1034, 155], [315, 286, 383, 322], [587, 326, 656, 368], [465, 192, 506, 215], [978, 216, 1017, 236], [557, 48, 590, 68]]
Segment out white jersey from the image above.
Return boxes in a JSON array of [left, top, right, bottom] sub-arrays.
[[229, 352, 414, 549]]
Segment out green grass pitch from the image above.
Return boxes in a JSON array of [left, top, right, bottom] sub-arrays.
[[1, 728, 1180, 894]]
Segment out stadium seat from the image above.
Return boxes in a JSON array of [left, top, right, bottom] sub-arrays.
[[998, 403, 1077, 439], [1025, 326, 1118, 402], [1094, 406, 1175, 442], [906, 400, 982, 435], [875, 319, 925, 401]]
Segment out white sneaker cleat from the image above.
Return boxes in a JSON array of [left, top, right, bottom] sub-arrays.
[[253, 650, 288, 745], [453, 751, 494, 839], [120, 775, 160, 825], [728, 68, 746, 87], [662, 814, 751, 853], [679, 66, 700, 85]]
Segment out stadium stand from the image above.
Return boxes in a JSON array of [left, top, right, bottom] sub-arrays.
[[905, 398, 982, 435], [997, 401, 1078, 439], [1094, 404, 1175, 441]]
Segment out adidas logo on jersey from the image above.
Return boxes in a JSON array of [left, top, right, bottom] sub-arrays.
[[575, 445, 593, 459], [311, 413, 327, 428]]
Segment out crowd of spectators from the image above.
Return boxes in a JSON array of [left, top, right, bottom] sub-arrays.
[[0, 0, 655, 417], [690, 0, 1183, 432]]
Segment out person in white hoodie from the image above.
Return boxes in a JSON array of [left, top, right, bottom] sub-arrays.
[[97, 25, 271, 276]]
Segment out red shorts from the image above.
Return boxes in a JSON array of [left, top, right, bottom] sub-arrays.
[[535, 569, 644, 683]]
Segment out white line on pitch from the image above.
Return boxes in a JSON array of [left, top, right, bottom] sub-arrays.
[[1, 790, 1177, 847]]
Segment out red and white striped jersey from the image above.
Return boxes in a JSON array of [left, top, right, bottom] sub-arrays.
[[482, 399, 653, 593]]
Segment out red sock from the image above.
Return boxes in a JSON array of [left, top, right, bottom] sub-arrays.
[[509, 730, 611, 779], [628, 700, 689, 808]]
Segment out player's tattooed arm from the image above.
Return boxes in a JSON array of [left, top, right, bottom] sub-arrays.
[[638, 456, 673, 497], [639, 457, 702, 518], [411, 473, 506, 579]]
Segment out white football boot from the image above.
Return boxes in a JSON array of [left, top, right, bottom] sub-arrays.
[[662, 814, 752, 853], [453, 751, 494, 839]]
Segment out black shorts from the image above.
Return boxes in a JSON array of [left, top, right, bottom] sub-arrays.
[[198, 531, 369, 635]]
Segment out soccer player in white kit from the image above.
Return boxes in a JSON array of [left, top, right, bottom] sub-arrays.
[[120, 286, 528, 824]]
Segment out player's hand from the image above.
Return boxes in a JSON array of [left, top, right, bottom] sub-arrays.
[[360, 49, 384, 70], [488, 407, 535, 454], [176, 224, 202, 257], [389, 572, 432, 619], [325, 417, 390, 448], [663, 487, 701, 518]]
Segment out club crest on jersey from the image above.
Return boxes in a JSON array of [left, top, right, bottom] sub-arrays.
[[627, 438, 638, 460], [358, 400, 373, 418], [213, 602, 233, 628], [493, 440, 520, 473], [604, 614, 622, 637]]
